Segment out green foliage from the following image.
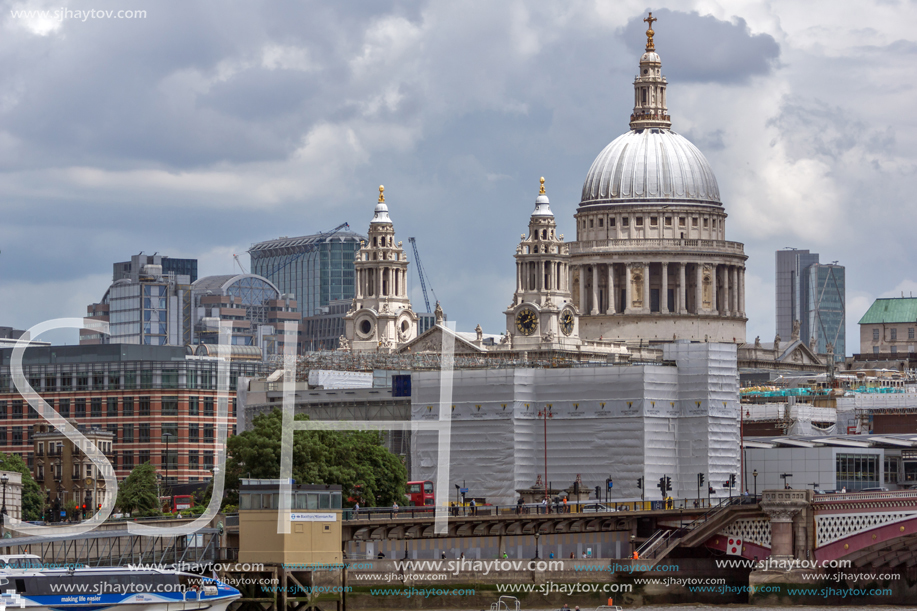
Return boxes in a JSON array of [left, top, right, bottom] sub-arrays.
[[64, 499, 78, 521], [227, 409, 408, 507], [0, 452, 43, 521], [115, 462, 161, 516]]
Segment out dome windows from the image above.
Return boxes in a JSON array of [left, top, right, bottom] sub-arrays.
[[635, 216, 644, 227]]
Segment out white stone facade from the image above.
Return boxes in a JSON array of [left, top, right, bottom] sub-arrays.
[[344, 186, 418, 352]]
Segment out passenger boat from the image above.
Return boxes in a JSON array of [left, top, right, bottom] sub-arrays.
[[0, 555, 241, 611]]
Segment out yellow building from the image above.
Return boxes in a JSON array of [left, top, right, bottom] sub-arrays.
[[238, 479, 342, 565]]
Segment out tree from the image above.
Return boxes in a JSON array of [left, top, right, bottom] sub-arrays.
[[226, 409, 408, 507], [115, 462, 161, 516], [0, 452, 43, 521]]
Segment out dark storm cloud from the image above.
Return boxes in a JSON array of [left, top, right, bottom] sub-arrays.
[[621, 9, 780, 84]]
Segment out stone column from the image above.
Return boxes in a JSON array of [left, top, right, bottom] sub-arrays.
[[642, 262, 650, 313], [760, 490, 811, 561], [678, 263, 687, 314], [590, 265, 599, 315], [578, 266, 586, 313], [695, 263, 702, 315], [723, 265, 730, 316], [625, 264, 633, 314], [710, 265, 718, 314], [606, 264, 616, 314], [661, 262, 669, 313], [356, 269, 363, 299], [738, 267, 745, 316], [731, 266, 739, 315]]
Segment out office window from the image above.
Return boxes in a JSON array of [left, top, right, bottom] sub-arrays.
[[123, 451, 134, 470], [60, 376, 72, 391], [122, 397, 134, 417], [891, 328, 898, 341], [188, 397, 199, 416], [93, 374, 105, 389], [29, 376, 41, 390], [161, 369, 178, 388], [204, 451, 214, 469], [874, 347, 880, 355], [122, 424, 134, 443], [139, 397, 151, 416], [161, 449, 178, 469], [189, 450, 199, 468], [75, 398, 86, 418], [139, 449, 150, 465], [123, 372, 136, 389], [12, 426, 22, 446], [107, 397, 118, 417], [188, 423, 199, 442], [139, 423, 150, 443], [910, 328, 915, 340], [873, 328, 880, 341], [0, 427, 6, 445], [109, 451, 118, 469], [140, 371, 153, 389], [232, 399, 237, 418], [106, 424, 118, 443], [161, 423, 178, 442], [204, 424, 214, 442], [59, 398, 70, 418], [12, 400, 22, 419], [77, 375, 89, 390], [0, 401, 6, 419], [91, 398, 102, 418], [161, 397, 178, 417], [204, 398, 214, 417], [28, 402, 38, 419]]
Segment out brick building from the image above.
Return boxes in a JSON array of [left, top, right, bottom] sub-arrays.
[[0, 344, 266, 487]]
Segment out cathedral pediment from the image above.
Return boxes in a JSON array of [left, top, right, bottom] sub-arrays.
[[395, 324, 488, 355]]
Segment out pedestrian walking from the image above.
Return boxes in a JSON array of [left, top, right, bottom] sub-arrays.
[[354, 502, 360, 516], [392, 502, 399, 517], [470, 499, 477, 516], [541, 498, 548, 514], [562, 497, 568, 513]]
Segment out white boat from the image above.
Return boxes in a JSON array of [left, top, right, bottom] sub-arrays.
[[0, 555, 241, 611]]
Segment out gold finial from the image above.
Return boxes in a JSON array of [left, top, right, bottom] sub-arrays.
[[644, 12, 657, 51], [378, 185, 385, 203], [539, 177, 546, 195]]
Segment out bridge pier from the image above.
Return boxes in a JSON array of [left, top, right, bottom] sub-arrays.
[[759, 489, 811, 561]]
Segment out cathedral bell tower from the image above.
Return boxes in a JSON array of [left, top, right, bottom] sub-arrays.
[[630, 12, 671, 131], [344, 186, 418, 352], [505, 178, 579, 347]]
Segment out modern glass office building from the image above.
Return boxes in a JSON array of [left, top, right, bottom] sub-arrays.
[[804, 263, 846, 360], [775, 249, 845, 360], [249, 230, 365, 318], [114, 255, 198, 284]]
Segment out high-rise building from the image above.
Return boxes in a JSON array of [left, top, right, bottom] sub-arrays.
[[804, 263, 845, 359], [82, 255, 192, 346], [775, 249, 845, 360], [113, 254, 198, 284], [249, 228, 366, 318]]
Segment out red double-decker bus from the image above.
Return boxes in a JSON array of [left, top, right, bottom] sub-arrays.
[[406, 480, 434, 506]]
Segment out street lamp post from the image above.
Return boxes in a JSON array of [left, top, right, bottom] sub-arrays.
[[533, 530, 540, 559], [753, 470, 758, 498], [1, 473, 8, 538], [780, 473, 793, 489]]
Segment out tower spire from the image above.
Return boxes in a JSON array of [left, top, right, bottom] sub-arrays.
[[644, 12, 657, 51], [630, 12, 671, 131]]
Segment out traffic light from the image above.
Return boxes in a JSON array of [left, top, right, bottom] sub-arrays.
[[708, 486, 714, 495], [665, 476, 672, 492], [657, 477, 665, 490], [730, 474, 737, 487], [698, 473, 705, 486], [637, 477, 642, 489], [594, 485, 601, 499]]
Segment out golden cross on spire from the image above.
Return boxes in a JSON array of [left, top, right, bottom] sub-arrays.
[[378, 185, 385, 203], [539, 177, 546, 195], [644, 11, 657, 51]]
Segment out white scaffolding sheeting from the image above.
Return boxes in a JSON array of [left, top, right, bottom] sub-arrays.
[[307, 369, 373, 389], [412, 342, 741, 505]]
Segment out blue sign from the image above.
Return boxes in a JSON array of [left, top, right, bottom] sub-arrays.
[[60, 511, 66, 517], [460, 488, 469, 494], [607, 481, 613, 488]]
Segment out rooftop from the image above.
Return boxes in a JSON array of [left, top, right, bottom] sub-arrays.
[[858, 298, 917, 325]]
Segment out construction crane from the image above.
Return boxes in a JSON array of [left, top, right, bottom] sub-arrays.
[[251, 222, 350, 278], [232, 254, 248, 274], [408, 237, 437, 313]]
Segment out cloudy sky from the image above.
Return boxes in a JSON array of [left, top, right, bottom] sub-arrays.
[[1, 0, 915, 352]]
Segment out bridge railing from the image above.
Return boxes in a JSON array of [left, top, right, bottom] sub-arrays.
[[815, 490, 917, 503], [342, 497, 743, 521]]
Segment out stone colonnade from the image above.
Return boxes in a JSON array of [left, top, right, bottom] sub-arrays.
[[515, 260, 570, 293], [356, 266, 407, 299], [571, 261, 745, 317]]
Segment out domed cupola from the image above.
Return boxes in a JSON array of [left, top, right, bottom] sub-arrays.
[[567, 12, 747, 345]]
